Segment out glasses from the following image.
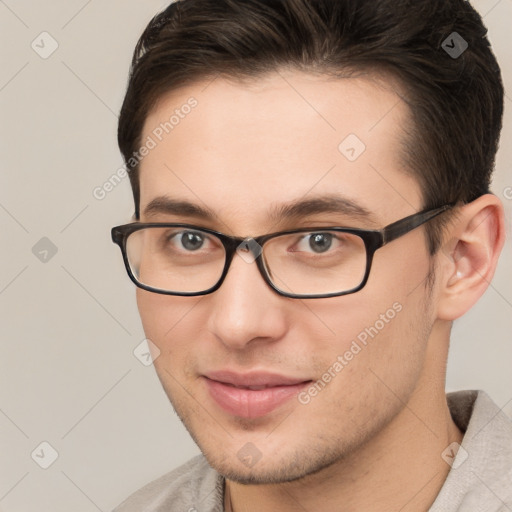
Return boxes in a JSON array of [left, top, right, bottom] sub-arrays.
[[111, 204, 452, 299]]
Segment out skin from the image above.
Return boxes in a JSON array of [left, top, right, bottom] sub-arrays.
[[134, 70, 505, 511]]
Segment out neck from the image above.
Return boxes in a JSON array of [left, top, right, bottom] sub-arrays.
[[225, 328, 463, 512]]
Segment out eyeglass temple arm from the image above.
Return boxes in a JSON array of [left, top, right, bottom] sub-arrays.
[[381, 204, 454, 245]]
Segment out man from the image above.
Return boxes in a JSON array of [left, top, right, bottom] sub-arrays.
[[111, 0, 511, 510]]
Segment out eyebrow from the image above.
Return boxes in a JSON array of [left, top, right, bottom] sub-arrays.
[[270, 195, 377, 225], [142, 195, 378, 226]]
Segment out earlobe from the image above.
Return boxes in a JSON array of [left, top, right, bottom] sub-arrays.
[[436, 194, 505, 321]]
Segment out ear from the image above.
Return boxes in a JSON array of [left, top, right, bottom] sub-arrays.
[[436, 194, 506, 321]]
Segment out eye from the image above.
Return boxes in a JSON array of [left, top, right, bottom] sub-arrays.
[[176, 231, 205, 251], [165, 230, 212, 252], [294, 232, 339, 254]]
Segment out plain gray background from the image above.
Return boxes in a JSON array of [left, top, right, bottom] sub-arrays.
[[1, 1, 511, 510]]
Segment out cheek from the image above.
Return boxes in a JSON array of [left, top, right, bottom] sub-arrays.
[[371, 232, 432, 296], [297, 299, 429, 430], [136, 290, 206, 396], [301, 282, 429, 394], [136, 289, 200, 353], [136, 288, 166, 341], [302, 290, 407, 356]]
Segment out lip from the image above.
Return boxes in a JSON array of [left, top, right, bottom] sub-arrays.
[[202, 371, 312, 419]]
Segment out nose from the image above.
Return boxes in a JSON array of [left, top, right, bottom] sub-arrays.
[[206, 248, 288, 351]]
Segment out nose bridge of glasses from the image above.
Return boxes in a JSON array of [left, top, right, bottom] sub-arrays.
[[215, 235, 271, 294], [235, 237, 264, 261]]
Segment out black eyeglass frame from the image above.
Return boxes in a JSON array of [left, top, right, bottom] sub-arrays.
[[111, 204, 453, 299]]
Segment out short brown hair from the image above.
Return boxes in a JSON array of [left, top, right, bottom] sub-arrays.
[[117, 0, 504, 252]]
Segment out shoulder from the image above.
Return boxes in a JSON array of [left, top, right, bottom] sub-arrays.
[[112, 454, 224, 512], [430, 390, 512, 511]]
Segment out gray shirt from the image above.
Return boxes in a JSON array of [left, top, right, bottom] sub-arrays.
[[113, 390, 512, 511]]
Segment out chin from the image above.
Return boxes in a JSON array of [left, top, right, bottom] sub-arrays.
[[202, 445, 344, 485]]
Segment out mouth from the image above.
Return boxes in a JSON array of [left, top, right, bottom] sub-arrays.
[[202, 371, 312, 419]]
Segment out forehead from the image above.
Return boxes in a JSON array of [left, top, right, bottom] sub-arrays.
[[138, 71, 422, 230]]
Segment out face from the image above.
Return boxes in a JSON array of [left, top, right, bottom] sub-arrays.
[[136, 71, 436, 484]]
